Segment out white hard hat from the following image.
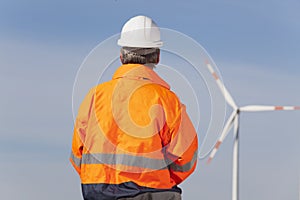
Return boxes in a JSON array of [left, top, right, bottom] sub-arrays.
[[118, 15, 163, 48]]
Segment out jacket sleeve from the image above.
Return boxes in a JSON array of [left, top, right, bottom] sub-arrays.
[[165, 104, 198, 185], [70, 89, 95, 175]]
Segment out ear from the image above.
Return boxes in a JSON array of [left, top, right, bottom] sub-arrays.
[[120, 53, 124, 64], [156, 52, 160, 64]]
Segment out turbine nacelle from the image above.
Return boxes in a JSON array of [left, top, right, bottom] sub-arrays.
[[204, 61, 299, 200]]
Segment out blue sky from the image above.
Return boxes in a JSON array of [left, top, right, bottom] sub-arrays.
[[0, 0, 300, 199]]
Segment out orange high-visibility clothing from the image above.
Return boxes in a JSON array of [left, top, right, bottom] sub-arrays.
[[70, 64, 198, 198]]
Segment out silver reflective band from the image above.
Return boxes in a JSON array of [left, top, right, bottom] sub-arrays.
[[82, 153, 169, 170], [73, 150, 198, 171], [70, 152, 81, 168], [169, 151, 198, 172]]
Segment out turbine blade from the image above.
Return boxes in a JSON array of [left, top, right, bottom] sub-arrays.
[[240, 105, 300, 112], [205, 61, 237, 109], [207, 111, 238, 164]]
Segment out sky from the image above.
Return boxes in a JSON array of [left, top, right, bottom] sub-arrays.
[[0, 0, 300, 200]]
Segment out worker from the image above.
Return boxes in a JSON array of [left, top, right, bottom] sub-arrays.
[[70, 15, 198, 200]]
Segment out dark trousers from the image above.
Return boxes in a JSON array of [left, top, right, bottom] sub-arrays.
[[119, 192, 181, 200]]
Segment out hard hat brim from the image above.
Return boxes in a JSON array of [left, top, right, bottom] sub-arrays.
[[117, 39, 163, 48]]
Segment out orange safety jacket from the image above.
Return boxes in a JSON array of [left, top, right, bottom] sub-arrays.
[[70, 64, 198, 199]]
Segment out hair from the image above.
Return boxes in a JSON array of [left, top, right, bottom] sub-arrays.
[[120, 47, 160, 64]]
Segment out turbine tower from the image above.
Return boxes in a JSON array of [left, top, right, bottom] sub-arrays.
[[205, 60, 300, 200]]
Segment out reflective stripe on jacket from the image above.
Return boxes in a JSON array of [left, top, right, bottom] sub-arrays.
[[70, 64, 198, 198]]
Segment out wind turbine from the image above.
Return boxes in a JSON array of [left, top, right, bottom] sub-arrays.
[[205, 60, 300, 200]]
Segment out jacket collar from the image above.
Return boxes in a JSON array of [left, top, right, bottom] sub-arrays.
[[112, 64, 170, 89]]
